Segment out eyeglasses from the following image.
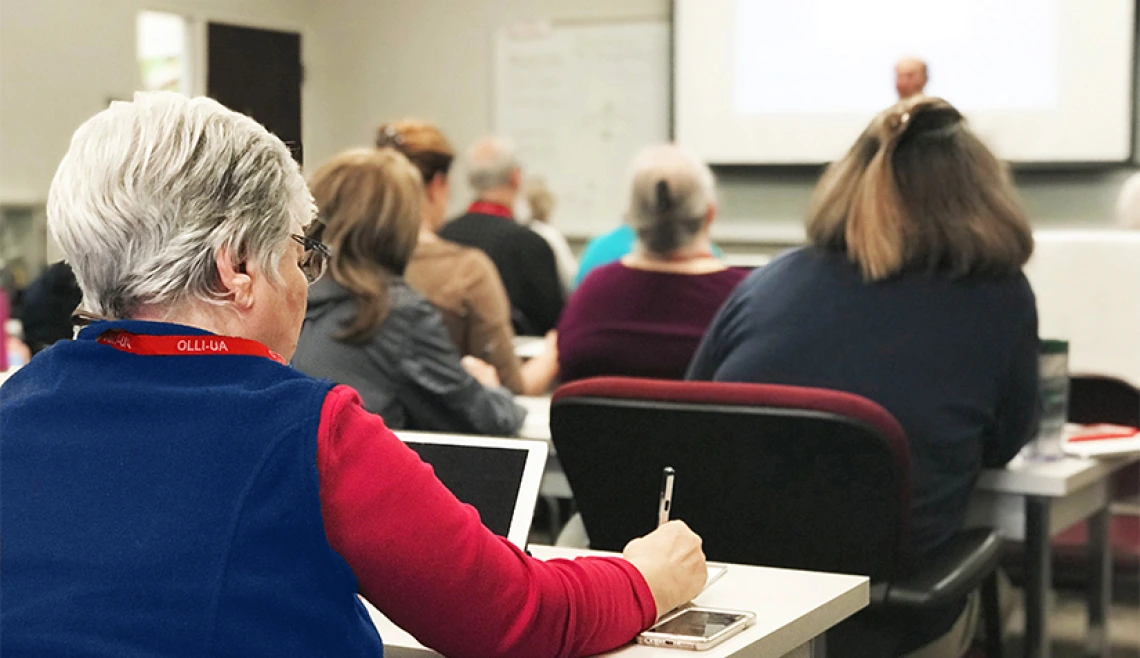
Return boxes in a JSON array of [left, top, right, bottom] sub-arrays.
[[291, 234, 331, 284]]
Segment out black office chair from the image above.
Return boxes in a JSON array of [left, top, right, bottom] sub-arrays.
[[551, 376, 1004, 657]]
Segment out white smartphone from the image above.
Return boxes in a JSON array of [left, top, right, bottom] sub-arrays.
[[636, 606, 757, 650]]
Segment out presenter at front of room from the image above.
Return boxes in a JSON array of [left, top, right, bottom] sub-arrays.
[[895, 57, 928, 100]]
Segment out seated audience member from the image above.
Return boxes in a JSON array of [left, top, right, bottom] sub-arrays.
[[558, 145, 746, 383], [294, 149, 524, 436], [380, 120, 558, 395], [19, 260, 82, 354], [523, 177, 578, 294], [574, 224, 636, 288], [439, 137, 564, 335], [688, 96, 1039, 656], [1, 282, 28, 369], [1115, 170, 1140, 228], [0, 92, 707, 657], [4, 330, 30, 370]]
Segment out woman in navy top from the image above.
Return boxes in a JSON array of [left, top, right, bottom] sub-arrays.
[[689, 96, 1039, 657], [558, 145, 746, 382]]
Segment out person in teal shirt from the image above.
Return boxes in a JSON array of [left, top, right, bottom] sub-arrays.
[[573, 225, 723, 288]]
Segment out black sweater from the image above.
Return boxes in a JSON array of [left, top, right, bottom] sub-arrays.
[[440, 212, 564, 335]]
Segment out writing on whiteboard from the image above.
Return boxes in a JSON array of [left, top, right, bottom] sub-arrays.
[[495, 22, 669, 236]]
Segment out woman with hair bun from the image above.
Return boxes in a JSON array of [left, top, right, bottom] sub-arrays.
[[557, 144, 746, 383]]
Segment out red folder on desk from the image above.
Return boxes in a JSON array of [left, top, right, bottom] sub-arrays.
[[1062, 424, 1140, 458]]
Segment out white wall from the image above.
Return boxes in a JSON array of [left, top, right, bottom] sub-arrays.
[[0, 0, 318, 203], [304, 0, 671, 220]]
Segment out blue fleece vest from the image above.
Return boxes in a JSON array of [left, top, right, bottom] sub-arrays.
[[0, 320, 385, 656]]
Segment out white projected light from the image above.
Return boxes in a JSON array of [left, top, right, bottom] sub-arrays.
[[734, 0, 1057, 114], [676, 0, 1133, 164]]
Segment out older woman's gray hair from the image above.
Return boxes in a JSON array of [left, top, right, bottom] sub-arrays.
[[626, 144, 717, 255], [465, 137, 519, 194], [1116, 171, 1140, 229], [47, 91, 312, 319]]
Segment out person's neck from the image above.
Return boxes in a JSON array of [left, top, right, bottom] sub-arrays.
[[476, 188, 515, 209], [419, 205, 447, 239], [131, 303, 239, 338], [622, 238, 724, 274]]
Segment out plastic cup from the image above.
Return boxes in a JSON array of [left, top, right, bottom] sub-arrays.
[[1023, 339, 1069, 461]]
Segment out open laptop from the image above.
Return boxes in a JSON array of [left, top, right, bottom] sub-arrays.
[[395, 431, 549, 548]]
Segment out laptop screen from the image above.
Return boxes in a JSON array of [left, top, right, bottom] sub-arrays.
[[397, 432, 549, 547], [404, 442, 527, 537]]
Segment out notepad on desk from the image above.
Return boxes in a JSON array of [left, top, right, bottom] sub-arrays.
[[666, 564, 730, 615], [1062, 423, 1140, 458], [703, 563, 729, 593]]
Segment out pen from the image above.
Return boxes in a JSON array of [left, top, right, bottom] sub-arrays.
[[658, 466, 675, 527]]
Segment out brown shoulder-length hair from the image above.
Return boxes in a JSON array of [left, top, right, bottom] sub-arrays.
[[375, 118, 455, 186], [806, 96, 1033, 281], [308, 148, 423, 343]]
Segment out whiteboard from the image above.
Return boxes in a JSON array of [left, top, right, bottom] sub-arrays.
[[494, 21, 670, 238]]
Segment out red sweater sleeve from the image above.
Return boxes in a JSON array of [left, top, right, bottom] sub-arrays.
[[316, 385, 656, 658]]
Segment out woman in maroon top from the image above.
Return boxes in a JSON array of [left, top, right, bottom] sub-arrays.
[[558, 145, 747, 382]]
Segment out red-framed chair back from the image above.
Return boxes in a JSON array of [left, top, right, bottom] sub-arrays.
[[551, 376, 912, 583]]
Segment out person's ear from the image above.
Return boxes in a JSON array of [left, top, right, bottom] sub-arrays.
[[509, 167, 522, 190], [704, 202, 717, 229], [215, 248, 255, 310], [428, 172, 448, 204]]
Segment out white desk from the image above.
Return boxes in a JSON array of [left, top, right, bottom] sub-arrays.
[[515, 395, 571, 532], [966, 453, 1139, 658], [517, 395, 571, 503], [516, 394, 552, 442], [513, 336, 546, 361], [365, 545, 869, 658]]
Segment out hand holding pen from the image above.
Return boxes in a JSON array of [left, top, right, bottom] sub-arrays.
[[623, 465, 707, 616]]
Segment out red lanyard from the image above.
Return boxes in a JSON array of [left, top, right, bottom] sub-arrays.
[[467, 201, 513, 219], [96, 331, 287, 365]]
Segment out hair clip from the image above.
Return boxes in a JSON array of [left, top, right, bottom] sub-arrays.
[[377, 125, 406, 149], [885, 109, 913, 139], [655, 179, 672, 213]]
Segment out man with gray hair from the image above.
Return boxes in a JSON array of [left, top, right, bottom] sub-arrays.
[[439, 137, 564, 335]]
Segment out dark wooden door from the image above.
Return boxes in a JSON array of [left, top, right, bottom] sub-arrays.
[[207, 22, 303, 163]]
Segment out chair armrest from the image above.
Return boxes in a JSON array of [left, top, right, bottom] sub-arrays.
[[874, 528, 1003, 611]]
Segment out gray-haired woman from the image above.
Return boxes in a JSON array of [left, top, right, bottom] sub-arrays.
[[0, 91, 706, 657], [557, 144, 747, 382]]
